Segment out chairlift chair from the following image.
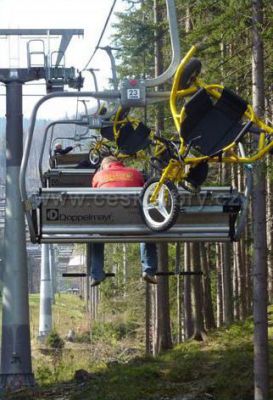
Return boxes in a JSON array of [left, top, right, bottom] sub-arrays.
[[40, 120, 98, 187], [20, 1, 247, 245]]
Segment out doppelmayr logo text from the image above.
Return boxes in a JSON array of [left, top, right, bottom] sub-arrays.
[[46, 209, 112, 223]]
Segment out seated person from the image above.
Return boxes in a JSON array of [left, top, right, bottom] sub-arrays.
[[54, 142, 80, 155], [89, 156, 158, 286]]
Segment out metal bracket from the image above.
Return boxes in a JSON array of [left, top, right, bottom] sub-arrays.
[[87, 115, 104, 129], [24, 194, 41, 211], [155, 271, 203, 276], [46, 67, 84, 93], [63, 272, 115, 278], [120, 78, 146, 107]]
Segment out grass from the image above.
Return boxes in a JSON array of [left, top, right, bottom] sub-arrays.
[[67, 321, 262, 400], [29, 293, 88, 338], [2, 295, 273, 400]]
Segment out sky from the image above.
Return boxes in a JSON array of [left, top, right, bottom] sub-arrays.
[[0, 0, 127, 118]]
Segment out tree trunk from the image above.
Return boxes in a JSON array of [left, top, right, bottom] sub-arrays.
[[145, 283, 153, 355], [222, 243, 233, 325], [233, 242, 240, 320], [237, 167, 247, 319], [246, 215, 253, 314], [252, 1, 269, 398], [152, 0, 172, 355], [191, 243, 206, 341], [123, 244, 127, 295], [266, 155, 273, 303], [239, 240, 247, 319], [154, 243, 172, 354], [216, 243, 223, 327], [183, 243, 193, 339], [176, 243, 182, 343], [200, 243, 216, 330]]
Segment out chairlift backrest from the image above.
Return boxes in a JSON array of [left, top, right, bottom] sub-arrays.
[[51, 152, 90, 168], [38, 119, 96, 183], [43, 168, 95, 188], [181, 88, 249, 157]]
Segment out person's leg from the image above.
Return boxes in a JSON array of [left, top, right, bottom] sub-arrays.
[[140, 242, 157, 276], [90, 243, 105, 282]]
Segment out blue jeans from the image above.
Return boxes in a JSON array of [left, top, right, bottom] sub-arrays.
[[89, 242, 157, 281]]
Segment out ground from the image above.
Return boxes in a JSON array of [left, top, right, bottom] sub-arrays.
[[1, 294, 272, 400]]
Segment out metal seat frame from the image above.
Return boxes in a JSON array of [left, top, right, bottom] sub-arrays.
[[28, 186, 245, 244]]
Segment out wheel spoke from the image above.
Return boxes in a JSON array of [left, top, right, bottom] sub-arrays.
[[143, 203, 157, 211], [155, 204, 170, 219], [158, 187, 167, 207]]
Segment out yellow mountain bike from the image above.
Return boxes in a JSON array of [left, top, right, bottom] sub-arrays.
[[89, 106, 167, 167], [140, 44, 273, 232]]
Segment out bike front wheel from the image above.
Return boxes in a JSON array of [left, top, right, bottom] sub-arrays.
[[140, 178, 180, 232], [89, 148, 101, 166], [89, 144, 111, 167]]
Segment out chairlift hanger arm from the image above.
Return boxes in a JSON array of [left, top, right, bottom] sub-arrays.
[[99, 46, 118, 91], [95, 46, 120, 119], [86, 69, 101, 112], [86, 0, 179, 110], [76, 100, 90, 138], [145, 0, 180, 88], [118, 0, 180, 106]]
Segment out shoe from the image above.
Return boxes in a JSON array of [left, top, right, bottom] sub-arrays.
[[142, 272, 157, 284], [186, 162, 209, 186], [180, 180, 200, 193], [90, 279, 101, 287], [90, 275, 106, 287]]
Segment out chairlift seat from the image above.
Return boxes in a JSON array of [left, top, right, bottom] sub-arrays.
[[50, 152, 90, 168], [43, 168, 96, 188], [100, 126, 115, 141], [100, 107, 131, 142], [117, 122, 151, 155], [30, 186, 244, 244], [180, 88, 249, 156]]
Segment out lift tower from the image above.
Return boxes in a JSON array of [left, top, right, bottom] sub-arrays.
[[0, 29, 83, 389]]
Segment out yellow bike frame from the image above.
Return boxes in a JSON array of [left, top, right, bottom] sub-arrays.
[[112, 106, 168, 162], [149, 45, 273, 203], [170, 45, 273, 164]]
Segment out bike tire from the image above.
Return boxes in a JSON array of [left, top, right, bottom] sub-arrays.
[[178, 58, 202, 90], [88, 149, 101, 167], [139, 177, 180, 232]]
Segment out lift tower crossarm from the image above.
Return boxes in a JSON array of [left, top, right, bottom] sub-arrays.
[[55, 32, 79, 67], [0, 29, 84, 74], [0, 29, 83, 36]]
